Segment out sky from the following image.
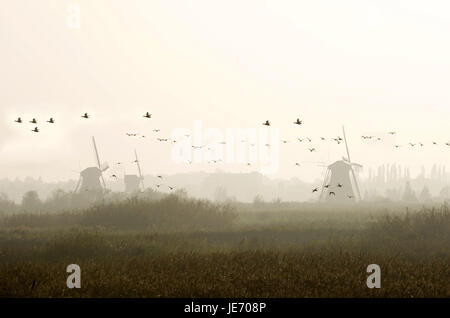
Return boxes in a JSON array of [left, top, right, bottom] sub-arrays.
[[1, 0, 450, 182]]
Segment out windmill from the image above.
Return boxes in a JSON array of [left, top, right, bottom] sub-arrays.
[[124, 149, 145, 193], [319, 126, 362, 202], [74, 137, 109, 193]]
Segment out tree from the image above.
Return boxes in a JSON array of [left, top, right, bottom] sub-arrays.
[[22, 191, 42, 212], [419, 186, 432, 202], [0, 193, 17, 215], [214, 186, 228, 202], [402, 182, 417, 202], [253, 195, 264, 207], [439, 186, 450, 199]]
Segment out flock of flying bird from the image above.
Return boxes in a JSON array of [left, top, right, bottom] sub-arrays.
[[12, 113, 450, 196]]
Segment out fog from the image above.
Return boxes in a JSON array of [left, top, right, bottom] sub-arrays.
[[1, 0, 450, 185]]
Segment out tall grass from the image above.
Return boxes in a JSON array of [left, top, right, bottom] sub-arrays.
[[0, 194, 237, 232]]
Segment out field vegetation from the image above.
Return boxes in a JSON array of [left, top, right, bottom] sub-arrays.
[[0, 192, 448, 297]]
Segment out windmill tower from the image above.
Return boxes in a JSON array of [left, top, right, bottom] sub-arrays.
[[124, 149, 145, 193], [319, 127, 362, 202], [74, 137, 109, 193]]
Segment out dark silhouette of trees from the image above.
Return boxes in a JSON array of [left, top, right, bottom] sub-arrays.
[[21, 191, 42, 212]]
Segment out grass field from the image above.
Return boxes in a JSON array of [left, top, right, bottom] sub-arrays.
[[0, 195, 449, 298]]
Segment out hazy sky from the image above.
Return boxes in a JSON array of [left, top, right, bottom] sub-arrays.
[[1, 0, 450, 182]]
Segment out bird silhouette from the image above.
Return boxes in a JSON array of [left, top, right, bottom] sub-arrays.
[[32, 127, 39, 133], [432, 142, 438, 145], [156, 184, 162, 188], [329, 192, 336, 196], [337, 183, 343, 188], [153, 129, 160, 132], [29, 118, 37, 124], [47, 118, 55, 124], [347, 195, 354, 199], [157, 175, 163, 179], [312, 188, 318, 193], [324, 185, 330, 188], [81, 113, 89, 119], [295, 163, 301, 166], [168, 186, 175, 190], [14, 117, 22, 123], [308, 148, 316, 152], [262, 120, 270, 126], [143, 112, 152, 118], [281, 140, 288, 144], [294, 118, 302, 125], [388, 131, 396, 135]]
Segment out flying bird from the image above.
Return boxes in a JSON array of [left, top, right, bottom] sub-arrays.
[[14, 117, 22, 123], [47, 118, 55, 124], [312, 188, 319, 193], [153, 129, 160, 132], [262, 120, 270, 126], [143, 112, 152, 118], [294, 118, 302, 125], [308, 148, 316, 152], [29, 118, 37, 124], [81, 113, 89, 119], [31, 127, 39, 133], [329, 192, 336, 196], [168, 186, 175, 190], [337, 183, 343, 188]]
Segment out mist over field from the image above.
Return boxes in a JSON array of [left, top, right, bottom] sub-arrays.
[[0, 1, 449, 299]]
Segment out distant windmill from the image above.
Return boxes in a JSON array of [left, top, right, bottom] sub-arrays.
[[124, 150, 145, 193], [74, 137, 109, 193], [319, 126, 362, 202]]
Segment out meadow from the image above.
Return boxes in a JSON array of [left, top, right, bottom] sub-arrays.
[[0, 194, 448, 298]]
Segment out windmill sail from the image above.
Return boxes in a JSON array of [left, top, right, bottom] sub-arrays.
[[92, 136, 107, 190], [134, 149, 145, 190], [342, 126, 362, 201]]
